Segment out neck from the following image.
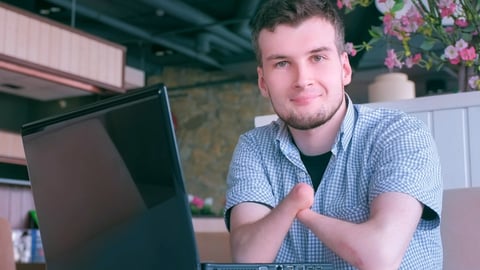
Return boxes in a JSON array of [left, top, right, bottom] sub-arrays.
[[290, 98, 347, 156]]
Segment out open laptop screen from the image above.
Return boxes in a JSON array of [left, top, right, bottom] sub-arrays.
[[22, 84, 199, 270]]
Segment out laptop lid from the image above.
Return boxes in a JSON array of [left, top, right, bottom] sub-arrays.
[[22, 84, 199, 270]]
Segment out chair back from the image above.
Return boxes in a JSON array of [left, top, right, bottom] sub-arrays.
[[441, 187, 480, 269], [0, 217, 16, 270]]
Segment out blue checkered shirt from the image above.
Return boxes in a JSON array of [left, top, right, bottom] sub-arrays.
[[225, 97, 443, 269]]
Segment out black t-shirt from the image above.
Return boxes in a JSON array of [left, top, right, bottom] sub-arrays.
[[300, 151, 332, 191]]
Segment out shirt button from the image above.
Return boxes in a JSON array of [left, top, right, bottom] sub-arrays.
[[297, 171, 307, 178]]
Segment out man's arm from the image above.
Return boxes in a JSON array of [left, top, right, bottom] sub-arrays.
[[229, 183, 314, 263], [297, 190, 423, 270]]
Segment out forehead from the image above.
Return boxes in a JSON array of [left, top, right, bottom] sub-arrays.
[[258, 17, 337, 56]]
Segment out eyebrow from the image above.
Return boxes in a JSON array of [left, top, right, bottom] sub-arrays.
[[265, 54, 287, 62], [310, 46, 332, 54], [264, 46, 333, 62]]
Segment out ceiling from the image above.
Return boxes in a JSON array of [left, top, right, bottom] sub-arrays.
[[1, 1, 380, 72], [1, 0, 453, 102]]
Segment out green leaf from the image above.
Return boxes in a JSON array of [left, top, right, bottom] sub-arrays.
[[435, 62, 445, 72], [392, 0, 406, 13], [368, 37, 381, 44], [369, 26, 383, 39], [420, 40, 436, 51], [461, 33, 473, 42]]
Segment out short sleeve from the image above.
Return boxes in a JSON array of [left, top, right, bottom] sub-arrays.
[[369, 115, 442, 229], [224, 132, 277, 229]]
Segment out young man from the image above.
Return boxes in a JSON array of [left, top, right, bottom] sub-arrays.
[[224, 0, 443, 269]]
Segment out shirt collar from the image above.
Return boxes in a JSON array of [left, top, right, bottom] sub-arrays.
[[331, 94, 355, 155]]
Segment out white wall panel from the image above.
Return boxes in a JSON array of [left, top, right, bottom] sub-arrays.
[[0, 185, 35, 229], [432, 109, 469, 189], [468, 106, 480, 187], [411, 111, 432, 132], [0, 185, 10, 219]]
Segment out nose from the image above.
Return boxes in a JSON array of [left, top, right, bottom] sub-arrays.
[[293, 63, 314, 89]]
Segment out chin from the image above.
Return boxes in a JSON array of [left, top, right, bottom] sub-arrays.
[[283, 116, 326, 130]]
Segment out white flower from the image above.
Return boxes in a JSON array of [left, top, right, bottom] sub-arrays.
[[204, 197, 214, 206], [468, 75, 480, 90], [455, 39, 468, 50], [444, 45, 458, 60]]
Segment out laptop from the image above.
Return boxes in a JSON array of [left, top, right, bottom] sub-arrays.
[[21, 84, 333, 270]]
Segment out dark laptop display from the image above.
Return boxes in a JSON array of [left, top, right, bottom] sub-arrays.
[[22, 84, 198, 270], [22, 84, 333, 270]]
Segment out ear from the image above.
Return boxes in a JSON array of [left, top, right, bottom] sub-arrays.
[[257, 66, 269, 98], [341, 52, 352, 86]]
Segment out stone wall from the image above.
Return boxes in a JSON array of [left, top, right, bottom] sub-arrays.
[[148, 67, 273, 214]]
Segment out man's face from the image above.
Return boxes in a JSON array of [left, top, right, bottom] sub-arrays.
[[256, 17, 352, 130]]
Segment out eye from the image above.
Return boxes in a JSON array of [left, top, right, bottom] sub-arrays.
[[312, 55, 325, 62], [275, 61, 289, 68]]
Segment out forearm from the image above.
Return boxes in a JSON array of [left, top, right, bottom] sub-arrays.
[[298, 211, 399, 269], [230, 200, 298, 262], [297, 192, 422, 270], [230, 183, 314, 262]]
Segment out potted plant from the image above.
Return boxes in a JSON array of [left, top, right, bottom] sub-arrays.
[[338, 0, 480, 91], [188, 194, 218, 216]]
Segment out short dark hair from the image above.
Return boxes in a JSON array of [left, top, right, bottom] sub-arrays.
[[249, 0, 346, 66]]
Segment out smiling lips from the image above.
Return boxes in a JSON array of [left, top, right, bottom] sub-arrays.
[[291, 94, 322, 105]]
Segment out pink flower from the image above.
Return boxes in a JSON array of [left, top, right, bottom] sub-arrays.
[[338, 0, 480, 78], [400, 7, 423, 33], [459, 47, 477, 61], [191, 196, 204, 208], [337, 0, 353, 9], [444, 26, 456, 34], [438, 0, 457, 18], [405, 53, 422, 68], [344, 42, 357, 56], [384, 49, 403, 70], [449, 57, 461, 65], [455, 18, 469, 28], [337, 0, 344, 9], [383, 13, 395, 34]]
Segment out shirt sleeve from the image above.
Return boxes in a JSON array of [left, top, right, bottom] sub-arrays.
[[224, 131, 277, 230], [369, 115, 443, 229]]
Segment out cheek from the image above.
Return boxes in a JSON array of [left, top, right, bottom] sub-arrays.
[[264, 70, 294, 88], [262, 76, 286, 98]]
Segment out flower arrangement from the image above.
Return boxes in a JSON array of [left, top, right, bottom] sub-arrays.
[[188, 194, 217, 216], [338, 0, 480, 91]]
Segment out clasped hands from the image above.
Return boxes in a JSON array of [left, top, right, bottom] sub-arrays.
[[284, 182, 316, 220]]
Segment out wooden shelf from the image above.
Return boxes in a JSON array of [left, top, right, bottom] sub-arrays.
[[0, 130, 25, 165]]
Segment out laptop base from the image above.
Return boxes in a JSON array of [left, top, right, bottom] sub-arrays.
[[201, 262, 334, 270]]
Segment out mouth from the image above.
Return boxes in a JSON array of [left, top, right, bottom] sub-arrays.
[[290, 94, 321, 105]]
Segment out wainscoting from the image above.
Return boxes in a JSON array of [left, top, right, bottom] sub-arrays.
[[0, 184, 35, 228]]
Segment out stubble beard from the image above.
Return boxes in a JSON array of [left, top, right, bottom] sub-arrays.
[[272, 96, 343, 130]]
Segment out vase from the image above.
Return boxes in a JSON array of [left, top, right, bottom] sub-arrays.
[[457, 64, 476, 92], [367, 72, 416, 103]]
